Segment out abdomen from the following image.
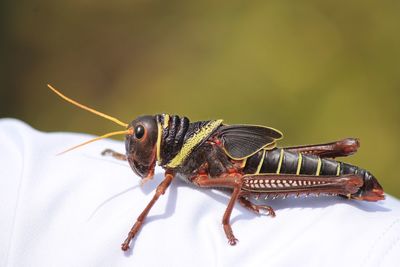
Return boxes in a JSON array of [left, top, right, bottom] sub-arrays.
[[242, 148, 384, 201]]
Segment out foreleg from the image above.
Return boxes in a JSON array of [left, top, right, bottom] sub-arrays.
[[101, 148, 127, 161], [121, 172, 174, 251]]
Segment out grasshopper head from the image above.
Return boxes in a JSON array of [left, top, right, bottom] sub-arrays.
[[48, 84, 159, 180], [125, 115, 158, 179]]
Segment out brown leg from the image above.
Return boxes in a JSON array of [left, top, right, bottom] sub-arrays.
[[242, 173, 364, 197], [238, 197, 276, 217], [192, 174, 242, 245], [284, 138, 360, 158], [101, 149, 127, 161], [223, 187, 240, 245], [121, 172, 173, 251]]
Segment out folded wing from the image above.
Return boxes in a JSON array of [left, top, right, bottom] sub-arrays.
[[218, 125, 283, 159]]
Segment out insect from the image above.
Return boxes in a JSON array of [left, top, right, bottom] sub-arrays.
[[48, 84, 385, 251]]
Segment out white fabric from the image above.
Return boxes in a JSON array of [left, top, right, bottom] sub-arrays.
[[1, 118, 399, 267]]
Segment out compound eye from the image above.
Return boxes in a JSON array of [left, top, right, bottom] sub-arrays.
[[134, 125, 145, 139]]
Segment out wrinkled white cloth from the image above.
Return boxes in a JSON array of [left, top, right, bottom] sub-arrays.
[[1, 118, 399, 267]]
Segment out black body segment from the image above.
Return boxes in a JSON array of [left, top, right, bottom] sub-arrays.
[[156, 114, 190, 165], [279, 150, 299, 174], [242, 150, 264, 174], [321, 159, 338, 175], [299, 154, 319, 175], [340, 162, 358, 176], [259, 149, 281, 173], [171, 116, 189, 156]]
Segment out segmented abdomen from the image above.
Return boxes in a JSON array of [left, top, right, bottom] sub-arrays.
[[242, 148, 384, 200], [243, 148, 341, 176]]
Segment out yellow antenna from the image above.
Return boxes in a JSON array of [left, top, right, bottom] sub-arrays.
[[47, 84, 128, 128], [57, 129, 133, 155]]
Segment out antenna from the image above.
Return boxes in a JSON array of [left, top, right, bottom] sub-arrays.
[[47, 84, 128, 128]]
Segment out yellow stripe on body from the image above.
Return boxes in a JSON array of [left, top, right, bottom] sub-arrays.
[[166, 120, 223, 168], [240, 158, 247, 168], [255, 149, 266, 174], [336, 163, 341, 176], [163, 114, 170, 129], [296, 153, 302, 175], [156, 121, 162, 163], [316, 158, 322, 176], [276, 149, 284, 174]]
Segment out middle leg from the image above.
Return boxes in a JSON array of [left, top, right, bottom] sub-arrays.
[[192, 174, 243, 245]]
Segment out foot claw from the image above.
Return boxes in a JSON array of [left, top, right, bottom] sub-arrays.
[[238, 197, 276, 217], [101, 149, 113, 156], [223, 224, 238, 246], [228, 237, 238, 246], [250, 205, 276, 217], [121, 243, 130, 251], [101, 148, 127, 161], [229, 238, 239, 246], [258, 206, 276, 217]]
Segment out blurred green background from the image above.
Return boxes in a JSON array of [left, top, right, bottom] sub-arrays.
[[1, 1, 399, 197]]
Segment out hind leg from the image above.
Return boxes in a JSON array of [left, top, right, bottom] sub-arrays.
[[284, 138, 360, 158]]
